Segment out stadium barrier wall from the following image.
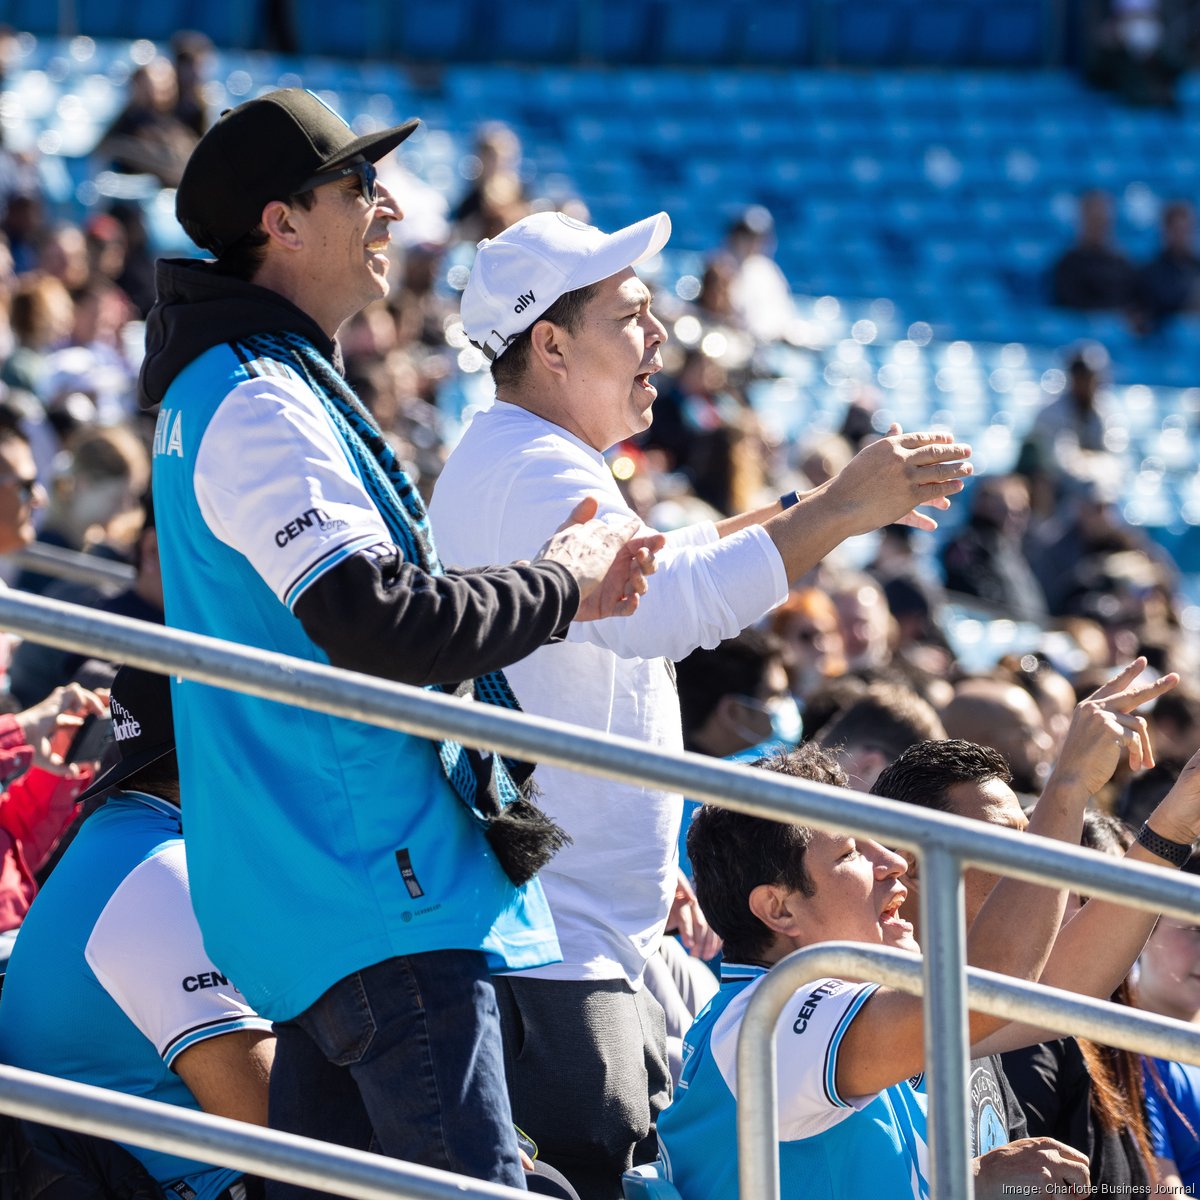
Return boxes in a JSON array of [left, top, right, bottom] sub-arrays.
[[0, 589, 1197, 1199]]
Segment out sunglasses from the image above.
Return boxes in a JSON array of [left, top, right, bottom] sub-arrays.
[[295, 160, 379, 205], [0, 473, 37, 502]]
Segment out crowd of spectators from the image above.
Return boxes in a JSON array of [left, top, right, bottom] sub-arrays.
[[0, 39, 1192, 1200]]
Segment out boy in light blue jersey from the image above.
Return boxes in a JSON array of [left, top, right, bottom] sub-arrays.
[[658, 742, 1101, 1200]]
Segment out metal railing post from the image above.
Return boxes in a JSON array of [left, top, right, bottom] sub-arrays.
[[918, 846, 973, 1199]]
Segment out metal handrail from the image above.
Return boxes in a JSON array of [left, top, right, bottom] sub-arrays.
[[0, 588, 1197, 1198], [7, 542, 136, 588], [0, 1065, 529, 1200], [737, 943, 1200, 1200]]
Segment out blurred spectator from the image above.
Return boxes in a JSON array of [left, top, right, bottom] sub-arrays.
[[995, 653, 1080, 754], [824, 570, 893, 674], [817, 681, 946, 792], [1134, 200, 1200, 331], [1116, 757, 1182, 828], [940, 474, 1048, 623], [1146, 689, 1200, 763], [452, 122, 527, 243], [392, 242, 454, 350], [37, 222, 90, 292], [94, 58, 199, 188], [13, 424, 149, 597], [1051, 191, 1136, 311], [1, 272, 73, 397], [1, 191, 44, 275], [940, 678, 1057, 801], [0, 424, 44, 558], [1085, 0, 1185, 107], [42, 280, 139, 427], [769, 586, 847, 704], [107, 201, 158, 317], [169, 31, 214, 138], [720, 205, 794, 343], [9, 493, 162, 709], [677, 628, 796, 761]]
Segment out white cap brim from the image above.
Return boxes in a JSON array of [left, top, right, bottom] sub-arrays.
[[560, 211, 672, 295]]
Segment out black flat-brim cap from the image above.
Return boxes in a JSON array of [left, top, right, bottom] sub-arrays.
[[176, 87, 419, 256]]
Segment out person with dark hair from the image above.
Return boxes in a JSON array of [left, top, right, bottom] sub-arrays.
[[140, 89, 663, 1193], [1051, 191, 1136, 311], [430, 209, 973, 1198], [1001, 811, 1157, 1194], [677, 628, 796, 760], [0, 667, 274, 1200], [874, 663, 1200, 1184], [816, 681, 946, 792], [658, 741, 1099, 1200]]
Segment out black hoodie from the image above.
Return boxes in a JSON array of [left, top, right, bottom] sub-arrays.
[[139, 258, 579, 688]]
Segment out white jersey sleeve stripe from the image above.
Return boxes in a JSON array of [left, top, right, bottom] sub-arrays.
[[282, 533, 389, 611], [85, 843, 263, 1063], [822, 983, 877, 1108], [163, 1015, 273, 1069]]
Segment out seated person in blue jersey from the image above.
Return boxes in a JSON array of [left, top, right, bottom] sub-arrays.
[[0, 666, 274, 1200], [657, 741, 1101, 1200]]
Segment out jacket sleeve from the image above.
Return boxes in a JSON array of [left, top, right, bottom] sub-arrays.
[[293, 546, 580, 687], [0, 767, 90, 873]]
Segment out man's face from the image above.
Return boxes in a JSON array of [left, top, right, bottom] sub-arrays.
[[900, 777, 1029, 939], [555, 268, 667, 451], [1137, 917, 1200, 1022], [0, 438, 42, 554], [295, 161, 402, 328], [791, 831, 918, 955]]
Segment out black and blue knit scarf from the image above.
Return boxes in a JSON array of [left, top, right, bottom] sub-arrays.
[[239, 331, 569, 886]]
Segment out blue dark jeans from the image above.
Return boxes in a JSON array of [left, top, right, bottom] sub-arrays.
[[266, 950, 526, 1196]]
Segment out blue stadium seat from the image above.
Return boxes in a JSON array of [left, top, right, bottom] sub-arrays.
[[977, 3, 1045, 65], [392, 0, 480, 61], [830, 0, 906, 65], [489, 0, 578, 63], [580, 0, 655, 63], [907, 4, 973, 65], [739, 0, 811, 65], [658, 0, 738, 64], [75, 0, 136, 41]]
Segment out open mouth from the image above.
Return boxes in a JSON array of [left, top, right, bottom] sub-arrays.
[[635, 363, 661, 398], [880, 894, 912, 933], [365, 237, 390, 259]]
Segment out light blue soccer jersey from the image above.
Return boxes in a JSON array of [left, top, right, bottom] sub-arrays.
[[658, 964, 931, 1200], [0, 793, 271, 1200], [151, 346, 559, 1020]]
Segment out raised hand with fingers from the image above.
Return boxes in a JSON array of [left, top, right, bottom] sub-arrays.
[[16, 683, 110, 778], [1048, 657, 1179, 799], [827, 422, 973, 535], [534, 496, 665, 622]]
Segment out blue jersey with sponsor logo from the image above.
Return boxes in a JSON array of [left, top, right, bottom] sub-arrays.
[[658, 964, 931, 1200], [151, 344, 559, 1021], [0, 793, 271, 1200]]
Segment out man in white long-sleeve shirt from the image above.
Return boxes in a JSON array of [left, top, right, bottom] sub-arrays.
[[428, 209, 974, 1200]]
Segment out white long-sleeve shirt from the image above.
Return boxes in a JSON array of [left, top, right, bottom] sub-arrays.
[[430, 400, 788, 984]]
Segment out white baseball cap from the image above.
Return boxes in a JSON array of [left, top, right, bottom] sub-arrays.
[[461, 209, 672, 362]]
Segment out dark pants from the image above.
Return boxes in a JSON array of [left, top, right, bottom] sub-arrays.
[[494, 976, 671, 1200], [266, 951, 526, 1197]]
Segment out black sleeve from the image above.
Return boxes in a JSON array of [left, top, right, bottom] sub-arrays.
[[293, 546, 579, 688], [1001, 1039, 1079, 1144]]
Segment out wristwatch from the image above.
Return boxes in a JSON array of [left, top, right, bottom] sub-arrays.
[[1136, 822, 1194, 868]]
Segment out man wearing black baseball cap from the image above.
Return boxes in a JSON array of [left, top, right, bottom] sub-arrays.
[[137, 89, 662, 1192], [0, 666, 274, 1200]]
